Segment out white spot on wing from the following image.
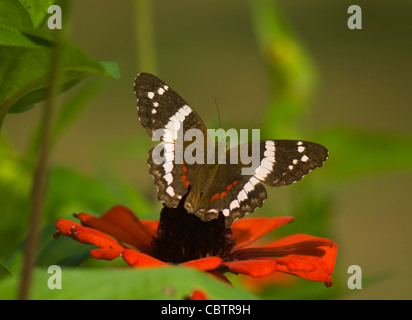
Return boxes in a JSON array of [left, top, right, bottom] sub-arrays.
[[249, 176, 260, 186], [163, 162, 173, 173], [165, 120, 180, 132], [164, 151, 174, 162], [160, 107, 193, 142], [147, 92, 155, 99], [230, 200, 240, 210], [255, 166, 270, 180], [261, 158, 273, 170], [265, 141, 275, 151], [244, 181, 254, 193], [264, 150, 274, 158], [180, 105, 191, 116], [164, 143, 174, 152], [238, 190, 247, 202], [164, 172, 173, 185], [166, 186, 175, 197], [162, 130, 175, 142], [174, 111, 185, 122], [170, 115, 179, 123]]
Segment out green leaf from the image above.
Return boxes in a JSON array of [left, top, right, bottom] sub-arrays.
[[0, 40, 119, 125], [6, 102, 35, 113], [0, 264, 12, 281], [44, 166, 127, 221], [0, 25, 47, 48], [3, 217, 97, 275], [7, 78, 81, 113], [36, 229, 93, 268], [0, 0, 119, 127], [0, 267, 257, 299], [0, 0, 33, 30], [18, 0, 57, 28], [2, 222, 57, 274], [99, 61, 121, 79]]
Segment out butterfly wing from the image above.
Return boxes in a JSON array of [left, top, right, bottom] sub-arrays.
[[134, 73, 208, 207], [250, 140, 328, 187], [134, 73, 207, 139], [203, 140, 328, 226]]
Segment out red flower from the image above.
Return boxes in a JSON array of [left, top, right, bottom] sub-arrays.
[[188, 289, 209, 300], [54, 204, 337, 287]]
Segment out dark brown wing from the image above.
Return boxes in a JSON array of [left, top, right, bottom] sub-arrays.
[[134, 73, 209, 207], [201, 140, 328, 227]]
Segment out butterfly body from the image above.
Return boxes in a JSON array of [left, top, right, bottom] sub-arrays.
[[134, 73, 328, 227], [184, 164, 220, 214]]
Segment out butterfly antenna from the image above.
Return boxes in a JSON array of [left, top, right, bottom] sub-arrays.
[[214, 98, 222, 128], [214, 98, 228, 150]]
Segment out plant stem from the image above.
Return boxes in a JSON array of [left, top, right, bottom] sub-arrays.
[[133, 0, 157, 73], [18, 30, 63, 300], [249, 0, 318, 138]]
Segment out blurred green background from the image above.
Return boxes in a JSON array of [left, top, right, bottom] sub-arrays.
[[1, 0, 412, 299]]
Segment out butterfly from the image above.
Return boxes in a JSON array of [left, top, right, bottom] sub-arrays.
[[134, 73, 328, 227]]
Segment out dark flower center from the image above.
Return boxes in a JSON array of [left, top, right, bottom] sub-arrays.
[[151, 194, 235, 263]]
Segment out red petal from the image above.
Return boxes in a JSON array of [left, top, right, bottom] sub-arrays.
[[266, 233, 332, 248], [226, 233, 338, 285], [189, 289, 209, 300], [55, 219, 82, 235], [275, 257, 334, 284], [76, 206, 155, 253], [180, 257, 222, 271], [231, 217, 294, 250], [55, 219, 124, 262], [140, 220, 159, 239], [76, 213, 144, 250], [266, 234, 338, 284], [55, 219, 124, 251], [90, 248, 123, 260], [222, 259, 278, 277], [274, 257, 316, 272], [122, 249, 167, 268], [265, 234, 338, 275], [101, 206, 156, 242]]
